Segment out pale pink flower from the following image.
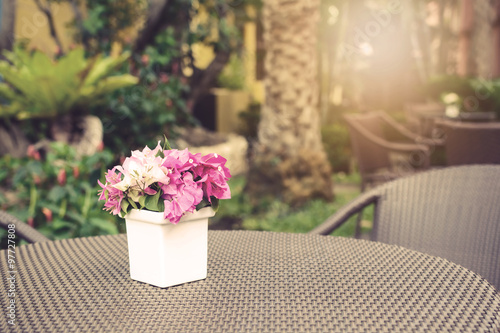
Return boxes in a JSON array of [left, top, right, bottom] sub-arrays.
[[98, 167, 126, 216], [98, 143, 231, 221]]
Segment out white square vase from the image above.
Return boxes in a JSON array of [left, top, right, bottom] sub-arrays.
[[124, 207, 215, 288]]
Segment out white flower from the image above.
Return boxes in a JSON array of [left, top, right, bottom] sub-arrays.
[[445, 105, 460, 118], [112, 145, 169, 194], [442, 93, 460, 105]]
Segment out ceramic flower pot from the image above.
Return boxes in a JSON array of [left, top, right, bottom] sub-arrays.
[[125, 207, 215, 288]]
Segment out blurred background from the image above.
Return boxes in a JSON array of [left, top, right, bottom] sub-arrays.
[[0, 0, 498, 244]]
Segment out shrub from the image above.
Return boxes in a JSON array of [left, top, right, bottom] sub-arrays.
[[95, 29, 196, 155], [217, 53, 246, 91], [321, 122, 351, 174], [0, 142, 120, 245], [0, 46, 137, 121]]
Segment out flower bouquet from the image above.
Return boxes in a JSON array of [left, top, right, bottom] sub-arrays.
[[98, 139, 231, 288]]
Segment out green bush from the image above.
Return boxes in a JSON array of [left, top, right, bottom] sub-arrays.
[[321, 122, 352, 174], [95, 29, 195, 155], [217, 53, 246, 91], [0, 46, 137, 121], [211, 175, 370, 237], [0, 142, 120, 245], [237, 103, 261, 139]]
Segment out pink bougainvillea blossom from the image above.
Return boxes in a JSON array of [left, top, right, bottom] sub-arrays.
[[98, 143, 231, 223], [98, 167, 126, 216], [193, 153, 232, 202]]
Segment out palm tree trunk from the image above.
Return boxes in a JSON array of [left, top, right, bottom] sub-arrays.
[[247, 0, 333, 206]]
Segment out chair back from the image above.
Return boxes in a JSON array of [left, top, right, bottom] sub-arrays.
[[437, 119, 500, 165], [0, 211, 51, 245], [344, 113, 391, 175], [372, 165, 500, 290], [404, 103, 446, 137]]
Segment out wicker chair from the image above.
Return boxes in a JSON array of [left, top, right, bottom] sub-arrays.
[[404, 102, 446, 137], [0, 211, 51, 244], [310, 165, 500, 291], [435, 119, 500, 165], [344, 111, 437, 191]]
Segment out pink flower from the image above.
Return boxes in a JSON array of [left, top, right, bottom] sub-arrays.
[[194, 153, 232, 202], [73, 166, 80, 179], [42, 207, 53, 223], [113, 142, 170, 200], [27, 145, 41, 160], [98, 167, 126, 216], [162, 173, 203, 224], [160, 73, 169, 84], [57, 169, 67, 186], [97, 142, 231, 221], [162, 148, 200, 172]]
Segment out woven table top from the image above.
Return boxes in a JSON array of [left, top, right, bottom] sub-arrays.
[[1, 231, 500, 332]]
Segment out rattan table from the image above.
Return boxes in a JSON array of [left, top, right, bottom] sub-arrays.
[[1, 231, 500, 332]]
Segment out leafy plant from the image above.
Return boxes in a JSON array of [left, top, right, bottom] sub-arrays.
[[97, 140, 231, 223], [0, 142, 120, 241], [217, 53, 246, 90], [211, 175, 371, 238], [96, 29, 195, 155], [0, 46, 138, 120], [237, 102, 261, 138], [321, 122, 352, 173], [74, 0, 144, 56], [424, 75, 500, 115]]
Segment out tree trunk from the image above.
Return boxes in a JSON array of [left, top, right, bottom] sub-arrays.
[[247, 0, 333, 206], [0, 120, 29, 158], [133, 0, 171, 54], [133, 0, 231, 113], [492, 1, 500, 78], [0, 0, 16, 52], [457, 0, 475, 76]]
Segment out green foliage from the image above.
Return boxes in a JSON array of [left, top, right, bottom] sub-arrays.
[[75, 0, 145, 55], [0, 142, 120, 241], [144, 28, 180, 66], [237, 103, 261, 138], [0, 46, 138, 120], [218, 53, 246, 90], [321, 122, 352, 173], [96, 31, 195, 155], [424, 75, 474, 100], [212, 175, 371, 238], [424, 75, 500, 115]]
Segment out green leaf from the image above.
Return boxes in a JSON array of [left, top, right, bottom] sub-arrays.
[[51, 219, 75, 233], [82, 75, 138, 100], [211, 198, 220, 212], [28, 184, 37, 218], [120, 199, 130, 213], [66, 211, 86, 225], [48, 186, 66, 202], [83, 52, 131, 86], [163, 135, 172, 150], [195, 198, 210, 211], [58, 199, 67, 218], [127, 198, 138, 210], [88, 218, 118, 235], [157, 199, 165, 212], [145, 189, 162, 211], [138, 195, 146, 208]]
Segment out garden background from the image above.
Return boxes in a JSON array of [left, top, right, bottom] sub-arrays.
[[0, 0, 496, 245]]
